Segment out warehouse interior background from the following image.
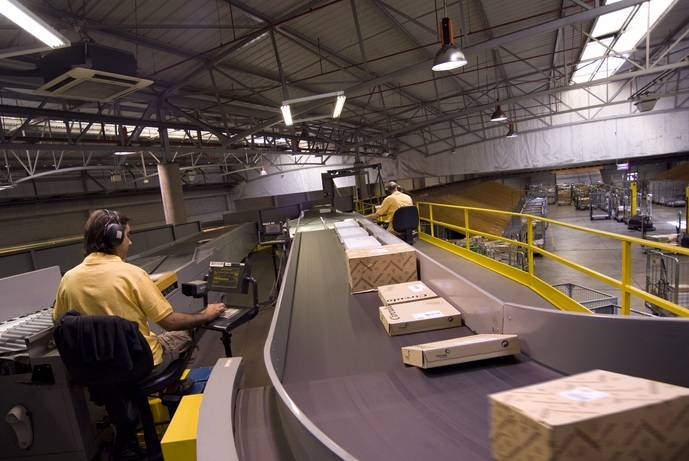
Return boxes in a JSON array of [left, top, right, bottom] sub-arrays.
[[0, 0, 687, 245], [2, 1, 689, 460]]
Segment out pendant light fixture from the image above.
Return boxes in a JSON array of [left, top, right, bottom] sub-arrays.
[[490, 99, 507, 122], [506, 122, 518, 138], [432, 0, 467, 72]]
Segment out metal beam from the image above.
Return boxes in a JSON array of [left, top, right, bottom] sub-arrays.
[[388, 61, 689, 136]]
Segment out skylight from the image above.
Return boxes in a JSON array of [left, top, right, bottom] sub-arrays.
[[570, 0, 677, 85]]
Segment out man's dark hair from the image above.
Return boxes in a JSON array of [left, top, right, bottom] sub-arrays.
[[83, 209, 130, 255], [386, 181, 400, 194]]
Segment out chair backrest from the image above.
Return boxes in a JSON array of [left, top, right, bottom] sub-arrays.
[[54, 311, 154, 387], [392, 206, 419, 232]]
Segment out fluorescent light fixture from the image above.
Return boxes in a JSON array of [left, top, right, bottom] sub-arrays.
[[617, 162, 630, 170], [333, 94, 346, 118], [259, 167, 268, 176], [490, 105, 507, 122], [0, 0, 67, 48], [280, 104, 293, 126], [0, 184, 15, 191], [113, 151, 137, 156], [432, 17, 468, 72]]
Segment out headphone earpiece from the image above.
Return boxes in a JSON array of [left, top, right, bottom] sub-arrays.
[[103, 209, 124, 247]]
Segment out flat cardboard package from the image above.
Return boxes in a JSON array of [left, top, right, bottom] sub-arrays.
[[342, 236, 382, 250], [379, 297, 461, 336], [402, 334, 519, 369], [490, 369, 689, 461], [345, 243, 417, 293], [378, 281, 437, 306], [336, 226, 369, 241], [333, 219, 359, 229]]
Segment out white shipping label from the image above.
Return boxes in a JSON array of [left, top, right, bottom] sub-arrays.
[[559, 387, 610, 402], [413, 310, 443, 320], [408, 283, 425, 293]]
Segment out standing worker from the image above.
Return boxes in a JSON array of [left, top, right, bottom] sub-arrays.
[[367, 181, 413, 230]]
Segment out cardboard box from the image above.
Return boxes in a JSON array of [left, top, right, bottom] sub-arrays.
[[490, 369, 689, 461], [342, 236, 382, 250], [336, 226, 369, 241], [378, 281, 437, 306], [333, 219, 359, 229], [401, 334, 519, 369], [346, 243, 417, 293], [379, 297, 461, 336]]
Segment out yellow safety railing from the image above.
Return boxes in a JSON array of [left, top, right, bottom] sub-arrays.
[[354, 195, 384, 215], [416, 201, 689, 317]]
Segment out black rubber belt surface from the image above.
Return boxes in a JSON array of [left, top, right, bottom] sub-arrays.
[[281, 230, 561, 460]]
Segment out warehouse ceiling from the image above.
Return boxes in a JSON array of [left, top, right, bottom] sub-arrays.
[[0, 0, 688, 192]]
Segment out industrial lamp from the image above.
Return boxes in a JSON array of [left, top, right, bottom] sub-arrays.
[[506, 122, 518, 138], [490, 101, 507, 122], [431, 1, 467, 72]]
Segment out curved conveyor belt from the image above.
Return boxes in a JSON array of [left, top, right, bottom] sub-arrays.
[[258, 216, 689, 461], [265, 229, 559, 460]]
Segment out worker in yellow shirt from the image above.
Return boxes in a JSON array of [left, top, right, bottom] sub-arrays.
[[53, 209, 225, 374], [366, 181, 413, 229]]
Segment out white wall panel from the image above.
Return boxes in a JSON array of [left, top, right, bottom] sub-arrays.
[[383, 110, 689, 180]]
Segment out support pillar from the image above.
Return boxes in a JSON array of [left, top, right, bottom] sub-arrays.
[[157, 163, 187, 225]]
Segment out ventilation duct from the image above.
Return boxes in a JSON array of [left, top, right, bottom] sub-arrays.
[[34, 42, 152, 102]]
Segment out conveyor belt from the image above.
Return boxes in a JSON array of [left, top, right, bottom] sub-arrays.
[[280, 230, 561, 460], [130, 225, 237, 273]]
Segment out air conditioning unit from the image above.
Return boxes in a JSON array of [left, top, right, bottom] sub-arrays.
[[34, 42, 153, 102], [35, 67, 153, 102]]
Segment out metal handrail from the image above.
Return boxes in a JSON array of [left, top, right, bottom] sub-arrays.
[[416, 201, 689, 317]]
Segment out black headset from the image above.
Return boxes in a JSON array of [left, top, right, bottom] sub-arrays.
[[103, 209, 125, 247]]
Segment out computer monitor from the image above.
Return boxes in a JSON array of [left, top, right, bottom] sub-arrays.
[[207, 262, 248, 294]]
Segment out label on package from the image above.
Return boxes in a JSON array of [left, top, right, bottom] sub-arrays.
[[559, 387, 610, 402], [412, 310, 444, 320], [408, 283, 425, 293]]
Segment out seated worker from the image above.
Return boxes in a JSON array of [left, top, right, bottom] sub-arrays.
[[366, 181, 413, 230], [53, 209, 225, 374]]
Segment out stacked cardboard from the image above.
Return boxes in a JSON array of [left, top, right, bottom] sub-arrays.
[[342, 236, 382, 251], [490, 369, 689, 460], [414, 180, 522, 237], [402, 334, 520, 369], [345, 243, 417, 293], [335, 226, 369, 241], [333, 219, 359, 229], [655, 161, 689, 180], [379, 297, 461, 336]]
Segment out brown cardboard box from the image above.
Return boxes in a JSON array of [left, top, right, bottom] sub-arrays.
[[490, 369, 689, 461], [377, 281, 437, 306], [379, 297, 461, 336], [346, 243, 417, 293], [401, 334, 519, 369]]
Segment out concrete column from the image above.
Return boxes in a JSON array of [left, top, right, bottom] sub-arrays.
[[157, 163, 187, 225]]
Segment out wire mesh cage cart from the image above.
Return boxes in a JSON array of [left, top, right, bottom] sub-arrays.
[[553, 283, 618, 313], [645, 250, 689, 316]]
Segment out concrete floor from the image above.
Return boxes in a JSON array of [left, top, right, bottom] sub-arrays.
[[536, 203, 684, 314]]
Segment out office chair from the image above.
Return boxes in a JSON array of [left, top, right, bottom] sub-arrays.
[[392, 206, 419, 244], [54, 312, 194, 460]]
